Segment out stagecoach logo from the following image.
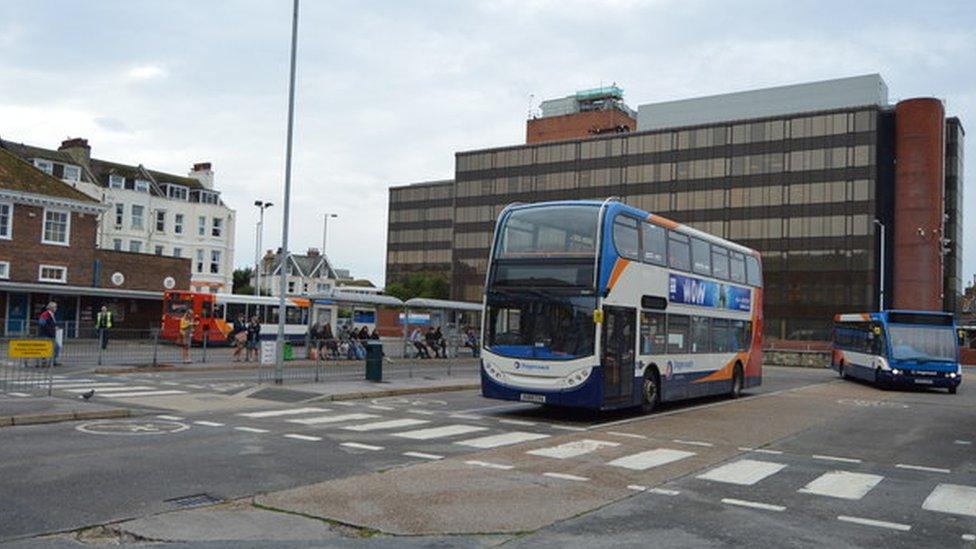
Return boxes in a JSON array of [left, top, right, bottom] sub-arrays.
[[513, 361, 549, 371]]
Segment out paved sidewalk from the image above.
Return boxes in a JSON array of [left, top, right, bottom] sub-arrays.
[[0, 395, 130, 427]]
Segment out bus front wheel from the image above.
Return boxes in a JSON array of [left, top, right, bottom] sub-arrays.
[[730, 364, 744, 399], [641, 369, 660, 414]]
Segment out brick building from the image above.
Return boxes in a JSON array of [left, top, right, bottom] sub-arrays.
[[0, 146, 191, 333]]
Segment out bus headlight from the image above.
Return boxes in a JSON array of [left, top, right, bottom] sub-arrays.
[[891, 369, 901, 376], [565, 368, 592, 387], [484, 362, 506, 382], [948, 372, 957, 379]]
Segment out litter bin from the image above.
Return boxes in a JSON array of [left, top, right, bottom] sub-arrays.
[[365, 340, 383, 381], [283, 342, 294, 361]]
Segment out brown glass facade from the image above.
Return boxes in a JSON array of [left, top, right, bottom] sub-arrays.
[[386, 179, 454, 283], [386, 105, 964, 341]]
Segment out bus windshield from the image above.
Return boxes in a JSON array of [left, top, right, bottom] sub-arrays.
[[888, 324, 958, 363], [485, 291, 596, 360], [496, 204, 599, 259]]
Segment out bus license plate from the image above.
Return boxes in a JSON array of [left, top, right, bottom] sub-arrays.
[[914, 379, 933, 385], [520, 393, 546, 403]]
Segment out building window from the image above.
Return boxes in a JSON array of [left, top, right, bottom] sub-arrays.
[[212, 217, 223, 237], [200, 191, 219, 205], [210, 250, 221, 274], [196, 249, 204, 273], [114, 203, 124, 227], [33, 159, 54, 174], [155, 210, 166, 232], [135, 179, 150, 193], [129, 240, 142, 253], [62, 165, 81, 182], [0, 261, 9, 279], [166, 185, 189, 201], [288, 281, 296, 294], [198, 216, 206, 236], [109, 174, 125, 189], [316, 282, 331, 292], [0, 202, 11, 239], [174, 214, 184, 235], [113, 238, 122, 251], [131, 205, 144, 230], [173, 247, 182, 258], [154, 245, 164, 256], [42, 209, 70, 246], [38, 264, 67, 283]]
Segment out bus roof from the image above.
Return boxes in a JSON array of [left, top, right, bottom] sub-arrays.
[[834, 310, 955, 323]]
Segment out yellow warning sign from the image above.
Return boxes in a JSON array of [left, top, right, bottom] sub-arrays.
[[9, 339, 54, 359]]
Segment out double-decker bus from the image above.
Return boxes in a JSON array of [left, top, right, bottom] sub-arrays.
[[832, 310, 963, 394], [480, 199, 764, 412], [161, 291, 310, 345]]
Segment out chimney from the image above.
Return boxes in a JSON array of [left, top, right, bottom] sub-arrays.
[[59, 137, 91, 166], [188, 161, 214, 190], [307, 248, 320, 257]]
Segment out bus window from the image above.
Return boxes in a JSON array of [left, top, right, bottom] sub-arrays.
[[641, 223, 667, 265], [613, 216, 640, 260], [667, 314, 689, 353], [640, 312, 665, 354], [712, 318, 731, 352], [214, 303, 226, 320], [690, 316, 710, 353], [746, 255, 763, 287], [691, 238, 711, 276], [286, 306, 303, 324], [226, 303, 246, 322], [267, 306, 279, 324], [167, 299, 192, 316], [711, 246, 730, 280], [668, 232, 691, 271], [734, 320, 751, 351], [729, 252, 746, 284]]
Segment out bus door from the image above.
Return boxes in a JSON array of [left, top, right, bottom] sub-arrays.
[[602, 306, 636, 404]]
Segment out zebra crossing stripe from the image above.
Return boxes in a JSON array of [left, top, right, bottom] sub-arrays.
[[235, 426, 269, 433], [287, 413, 378, 426], [7, 392, 30, 397], [239, 407, 329, 418], [341, 442, 384, 451], [100, 390, 187, 398], [65, 386, 155, 393], [404, 452, 443, 460], [285, 434, 321, 441], [394, 425, 488, 440], [455, 431, 550, 449], [799, 471, 883, 500], [194, 421, 225, 427], [156, 415, 184, 421], [697, 459, 787, 486], [527, 439, 620, 459], [342, 419, 429, 432], [608, 449, 696, 471], [47, 383, 126, 389]]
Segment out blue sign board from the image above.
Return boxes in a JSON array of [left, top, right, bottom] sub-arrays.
[[669, 274, 751, 312]]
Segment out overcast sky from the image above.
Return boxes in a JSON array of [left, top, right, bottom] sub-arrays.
[[1, 0, 974, 288]]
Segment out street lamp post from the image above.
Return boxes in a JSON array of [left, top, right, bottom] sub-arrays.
[[253, 201, 273, 295], [275, 0, 300, 385], [874, 219, 885, 312], [322, 213, 338, 255]]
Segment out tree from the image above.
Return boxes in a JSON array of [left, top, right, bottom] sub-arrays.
[[232, 267, 255, 295], [385, 273, 449, 301]]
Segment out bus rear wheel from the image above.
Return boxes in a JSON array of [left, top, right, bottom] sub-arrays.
[[641, 369, 660, 414], [730, 364, 744, 399]]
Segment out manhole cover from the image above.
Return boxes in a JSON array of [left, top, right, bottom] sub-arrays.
[[836, 398, 909, 409], [166, 493, 223, 508], [76, 419, 189, 436], [249, 387, 319, 403]]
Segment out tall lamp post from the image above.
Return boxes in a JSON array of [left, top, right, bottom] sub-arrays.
[[322, 213, 338, 255], [874, 218, 885, 312], [253, 201, 273, 295], [275, 0, 300, 385]]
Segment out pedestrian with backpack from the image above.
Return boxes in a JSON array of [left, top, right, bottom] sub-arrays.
[[37, 302, 59, 366]]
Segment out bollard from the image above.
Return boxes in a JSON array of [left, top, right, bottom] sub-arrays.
[[202, 330, 208, 363], [152, 329, 159, 367]]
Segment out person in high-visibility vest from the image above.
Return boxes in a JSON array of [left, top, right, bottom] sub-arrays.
[[96, 306, 113, 350]]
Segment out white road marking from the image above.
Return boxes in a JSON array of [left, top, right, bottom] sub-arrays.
[[752, 449, 783, 455], [962, 534, 975, 541], [550, 424, 588, 432], [407, 409, 436, 416], [543, 472, 588, 482], [608, 449, 697, 471], [404, 452, 443, 460], [341, 442, 383, 451], [235, 426, 269, 433], [721, 498, 786, 512], [343, 419, 429, 432], [673, 439, 714, 447], [895, 463, 951, 474], [66, 386, 155, 393], [800, 471, 883, 500], [7, 392, 30, 397], [649, 488, 681, 496], [185, 384, 205, 389], [498, 419, 536, 426], [194, 421, 225, 427], [239, 407, 329, 418], [330, 401, 355, 407], [697, 459, 787, 486], [954, 440, 972, 445], [394, 424, 488, 440], [11, 379, 96, 385], [812, 454, 862, 464], [284, 434, 322, 441], [607, 431, 647, 439], [156, 415, 184, 421], [108, 390, 188, 398], [456, 432, 550, 449], [527, 439, 620, 459], [922, 484, 976, 517], [160, 381, 181, 386], [287, 413, 379, 426], [837, 515, 911, 531], [465, 460, 514, 470], [449, 414, 482, 420], [627, 484, 647, 491], [50, 383, 127, 389], [367, 405, 395, 411]]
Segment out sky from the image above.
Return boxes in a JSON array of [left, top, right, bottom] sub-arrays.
[[1, 0, 975, 288]]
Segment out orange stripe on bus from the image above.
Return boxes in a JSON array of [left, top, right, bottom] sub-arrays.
[[607, 259, 630, 291], [648, 215, 681, 230]]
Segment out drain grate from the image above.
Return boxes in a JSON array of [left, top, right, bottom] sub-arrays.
[[165, 493, 223, 508], [248, 387, 319, 403]]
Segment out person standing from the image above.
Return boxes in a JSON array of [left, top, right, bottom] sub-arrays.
[[231, 313, 247, 362], [410, 326, 429, 359], [246, 315, 261, 362], [179, 310, 197, 364], [37, 302, 59, 366], [96, 306, 113, 350]]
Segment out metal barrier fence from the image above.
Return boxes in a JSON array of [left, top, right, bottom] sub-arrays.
[[0, 358, 54, 395]]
